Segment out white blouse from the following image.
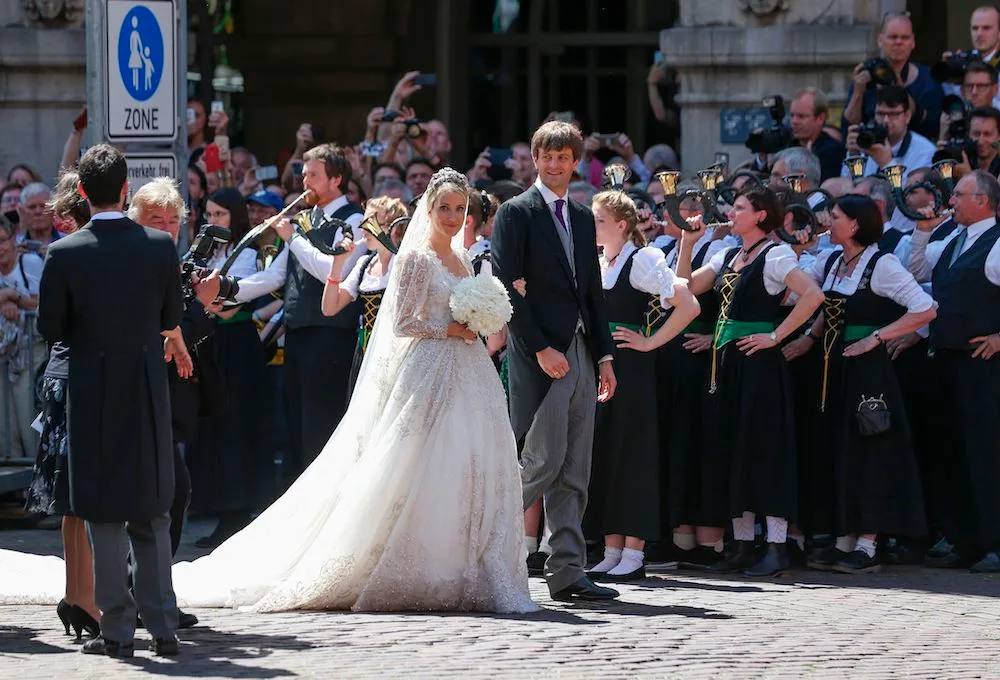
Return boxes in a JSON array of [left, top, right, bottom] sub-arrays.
[[601, 242, 680, 309], [341, 254, 394, 300], [707, 242, 799, 296], [809, 245, 935, 314], [666, 229, 737, 271], [208, 247, 258, 279]]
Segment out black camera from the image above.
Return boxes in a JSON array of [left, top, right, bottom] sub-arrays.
[[181, 224, 237, 307], [379, 110, 424, 139], [745, 95, 793, 155], [856, 120, 890, 149], [863, 57, 897, 87], [931, 50, 983, 84]]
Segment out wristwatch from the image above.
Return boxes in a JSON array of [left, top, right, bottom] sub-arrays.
[[769, 331, 778, 343], [873, 330, 883, 345]]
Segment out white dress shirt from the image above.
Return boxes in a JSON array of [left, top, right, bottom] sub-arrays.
[[906, 217, 1000, 285], [91, 211, 125, 220], [600, 242, 681, 309], [810, 245, 935, 314], [233, 195, 365, 303], [707, 243, 799, 296]]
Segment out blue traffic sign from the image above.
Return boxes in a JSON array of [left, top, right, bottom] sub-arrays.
[[116, 5, 163, 102]]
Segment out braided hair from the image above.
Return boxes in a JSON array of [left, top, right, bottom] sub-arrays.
[[425, 167, 471, 207]]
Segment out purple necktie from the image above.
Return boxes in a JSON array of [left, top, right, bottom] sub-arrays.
[[553, 199, 569, 233]]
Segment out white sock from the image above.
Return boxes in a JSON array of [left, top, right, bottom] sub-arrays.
[[538, 533, 554, 556], [733, 511, 755, 541], [789, 533, 805, 551], [835, 535, 857, 552], [590, 546, 622, 573], [766, 516, 788, 544], [524, 536, 537, 557], [700, 539, 725, 553], [607, 547, 644, 576], [673, 532, 696, 551], [856, 537, 876, 558]]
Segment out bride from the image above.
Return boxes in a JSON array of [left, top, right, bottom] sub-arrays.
[[0, 167, 537, 615]]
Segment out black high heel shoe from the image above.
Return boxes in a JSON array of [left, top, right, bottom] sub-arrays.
[[69, 605, 101, 640], [56, 599, 73, 636]]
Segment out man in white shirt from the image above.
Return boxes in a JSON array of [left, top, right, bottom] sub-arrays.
[[907, 170, 1000, 574], [199, 144, 365, 479]]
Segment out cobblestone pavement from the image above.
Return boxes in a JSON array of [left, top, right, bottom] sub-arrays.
[[1, 520, 999, 679]]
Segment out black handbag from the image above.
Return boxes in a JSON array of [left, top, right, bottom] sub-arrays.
[[856, 394, 891, 436]]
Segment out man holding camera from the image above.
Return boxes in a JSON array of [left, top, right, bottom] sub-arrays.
[[789, 88, 845, 182], [940, 8, 1000, 105], [843, 86, 936, 184], [945, 107, 1000, 177], [842, 12, 943, 142], [198, 143, 364, 480]]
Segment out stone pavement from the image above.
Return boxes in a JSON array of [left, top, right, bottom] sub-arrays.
[[1, 520, 999, 679]]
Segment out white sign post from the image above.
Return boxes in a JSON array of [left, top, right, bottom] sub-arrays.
[[105, 0, 176, 143]]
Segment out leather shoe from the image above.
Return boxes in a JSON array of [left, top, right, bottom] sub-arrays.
[[150, 636, 180, 656], [525, 551, 547, 577], [138, 609, 198, 630], [599, 565, 646, 583], [550, 576, 619, 602], [744, 543, 790, 577], [708, 540, 757, 573], [925, 548, 969, 569], [970, 551, 1000, 573], [81, 636, 134, 658]]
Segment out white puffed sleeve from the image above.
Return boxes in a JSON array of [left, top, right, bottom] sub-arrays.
[[762, 243, 799, 295], [629, 246, 680, 309], [871, 253, 937, 314]]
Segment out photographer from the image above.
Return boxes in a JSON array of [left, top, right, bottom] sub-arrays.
[[945, 107, 1000, 177], [842, 12, 943, 141], [789, 88, 846, 182], [940, 7, 1000, 104], [843, 86, 936, 183]]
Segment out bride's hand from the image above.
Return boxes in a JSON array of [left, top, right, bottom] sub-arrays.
[[447, 322, 477, 342], [512, 278, 527, 297]]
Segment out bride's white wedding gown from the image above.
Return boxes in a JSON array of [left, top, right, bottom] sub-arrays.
[[0, 244, 537, 614]]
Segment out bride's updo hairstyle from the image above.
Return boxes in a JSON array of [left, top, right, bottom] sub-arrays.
[[425, 167, 471, 209]]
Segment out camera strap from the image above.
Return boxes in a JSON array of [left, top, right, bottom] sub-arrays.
[[893, 131, 913, 160]]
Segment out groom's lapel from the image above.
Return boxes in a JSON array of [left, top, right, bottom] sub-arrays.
[[568, 200, 593, 284], [529, 186, 575, 286]]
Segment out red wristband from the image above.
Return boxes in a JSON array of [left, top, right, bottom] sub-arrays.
[[326, 277, 340, 286]]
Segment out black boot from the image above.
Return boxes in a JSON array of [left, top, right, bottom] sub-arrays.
[[708, 540, 757, 573], [744, 542, 790, 577]]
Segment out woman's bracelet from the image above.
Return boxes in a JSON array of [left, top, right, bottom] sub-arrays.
[[326, 276, 341, 286]]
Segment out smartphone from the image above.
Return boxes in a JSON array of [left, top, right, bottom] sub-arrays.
[[203, 143, 221, 173], [653, 50, 664, 64], [211, 100, 224, 114], [597, 133, 619, 146], [488, 148, 514, 180], [186, 108, 196, 124], [257, 165, 279, 181], [554, 110, 574, 123], [290, 160, 304, 177], [413, 73, 437, 87]]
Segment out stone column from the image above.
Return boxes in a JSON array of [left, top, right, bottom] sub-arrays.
[[0, 1, 86, 184], [660, 0, 906, 174]]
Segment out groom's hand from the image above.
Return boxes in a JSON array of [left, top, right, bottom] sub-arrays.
[[536, 347, 569, 379], [597, 361, 616, 402]]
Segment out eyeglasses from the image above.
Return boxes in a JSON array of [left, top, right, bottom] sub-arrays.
[[952, 190, 985, 199], [875, 110, 906, 119], [964, 83, 995, 91]]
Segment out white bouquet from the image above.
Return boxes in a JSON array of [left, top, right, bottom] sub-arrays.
[[449, 273, 514, 337]]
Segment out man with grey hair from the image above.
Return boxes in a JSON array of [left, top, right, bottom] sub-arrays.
[[373, 177, 413, 205], [855, 176, 909, 259], [17, 182, 55, 246], [906, 169, 1000, 574], [770, 147, 822, 190], [789, 87, 846, 181], [567, 180, 597, 206]]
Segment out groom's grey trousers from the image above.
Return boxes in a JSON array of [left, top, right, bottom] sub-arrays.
[[87, 513, 178, 642], [520, 330, 597, 594]]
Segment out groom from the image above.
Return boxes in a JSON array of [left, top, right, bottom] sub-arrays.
[[492, 121, 618, 601]]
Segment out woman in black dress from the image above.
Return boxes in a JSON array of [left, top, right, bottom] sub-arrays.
[[23, 169, 100, 638], [783, 194, 934, 573], [585, 191, 699, 581], [191, 188, 271, 548], [676, 187, 825, 576]]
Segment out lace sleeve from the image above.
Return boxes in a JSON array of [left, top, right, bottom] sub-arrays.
[[393, 251, 449, 339]]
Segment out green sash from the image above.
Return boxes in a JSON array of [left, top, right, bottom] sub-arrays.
[[712, 319, 777, 350]]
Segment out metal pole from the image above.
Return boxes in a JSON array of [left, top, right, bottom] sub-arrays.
[[85, 0, 108, 149]]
